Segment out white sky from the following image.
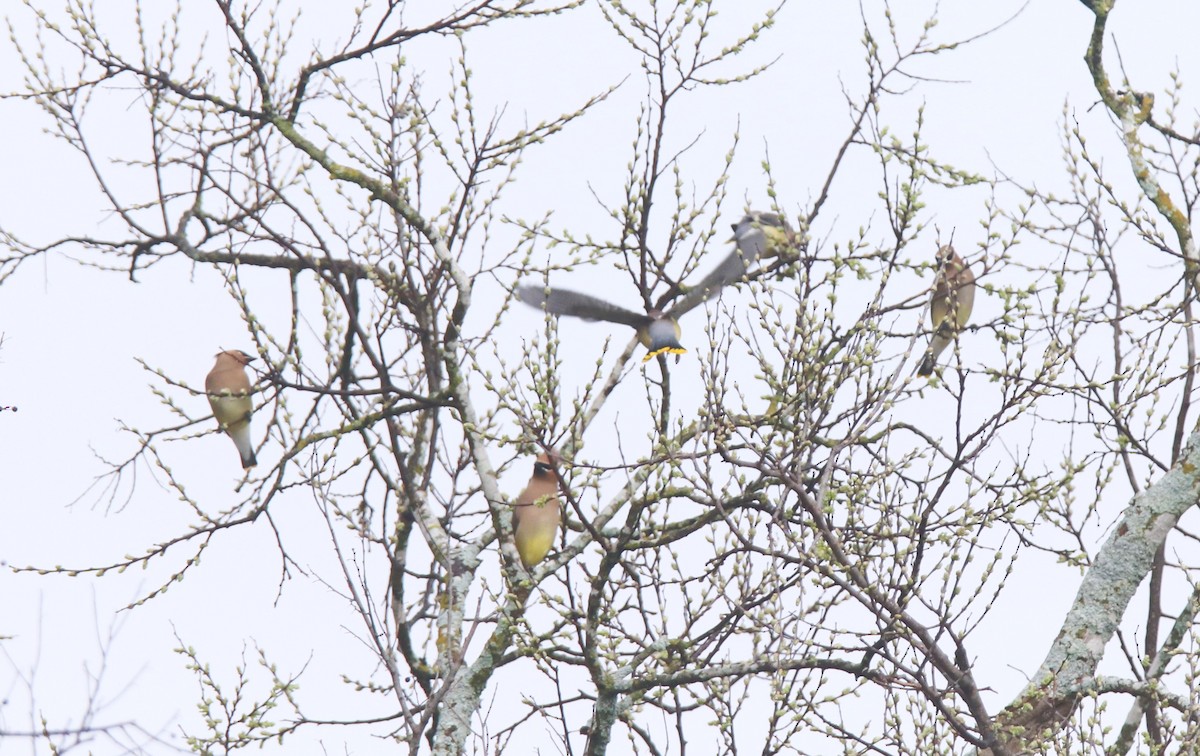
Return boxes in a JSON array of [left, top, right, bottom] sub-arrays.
[[2, 0, 1199, 753]]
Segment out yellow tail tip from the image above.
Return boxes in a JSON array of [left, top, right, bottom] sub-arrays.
[[643, 346, 688, 362]]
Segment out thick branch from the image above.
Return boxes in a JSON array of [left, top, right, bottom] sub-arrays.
[[994, 430, 1200, 751]]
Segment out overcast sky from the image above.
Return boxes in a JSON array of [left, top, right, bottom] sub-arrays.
[[2, 1, 1198, 753]]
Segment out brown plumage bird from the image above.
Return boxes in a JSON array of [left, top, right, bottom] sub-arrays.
[[918, 247, 976, 376], [516, 212, 793, 361], [205, 349, 257, 468], [512, 453, 562, 568]]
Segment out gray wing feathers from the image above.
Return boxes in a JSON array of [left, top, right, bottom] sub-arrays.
[[670, 217, 770, 315], [516, 283, 649, 328]]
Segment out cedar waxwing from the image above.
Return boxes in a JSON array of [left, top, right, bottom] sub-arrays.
[[205, 350, 257, 468], [517, 283, 686, 361], [917, 246, 976, 376], [512, 453, 562, 568], [517, 211, 794, 361]]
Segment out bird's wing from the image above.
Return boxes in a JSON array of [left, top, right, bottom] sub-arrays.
[[952, 263, 976, 328], [930, 272, 951, 330], [669, 218, 772, 316], [517, 283, 649, 328]]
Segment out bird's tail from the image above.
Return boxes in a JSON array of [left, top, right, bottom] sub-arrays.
[[229, 424, 258, 468], [642, 346, 687, 362], [918, 332, 952, 377]]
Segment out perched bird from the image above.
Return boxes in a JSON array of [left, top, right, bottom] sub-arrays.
[[517, 211, 794, 361], [205, 349, 257, 468], [918, 246, 976, 376], [512, 453, 562, 568]]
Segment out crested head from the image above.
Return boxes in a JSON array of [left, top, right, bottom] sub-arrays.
[[936, 245, 959, 266], [533, 451, 562, 477], [215, 349, 256, 366]]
